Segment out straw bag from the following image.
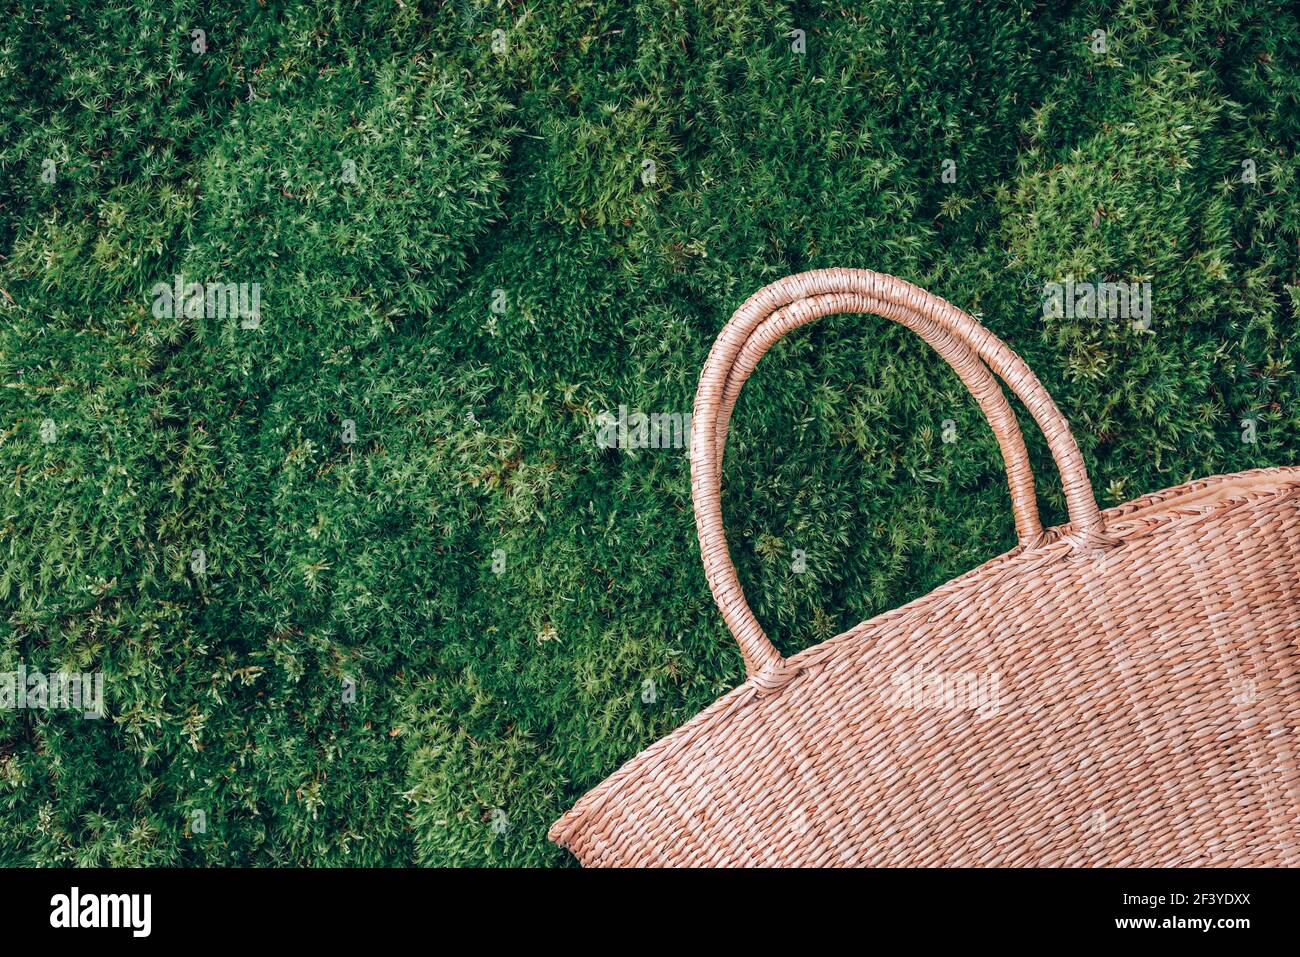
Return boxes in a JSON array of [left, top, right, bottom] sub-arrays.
[[550, 268, 1300, 867]]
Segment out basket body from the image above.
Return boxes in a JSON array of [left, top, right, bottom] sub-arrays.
[[551, 467, 1300, 866]]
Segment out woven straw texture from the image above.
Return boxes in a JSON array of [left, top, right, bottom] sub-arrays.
[[550, 269, 1300, 867]]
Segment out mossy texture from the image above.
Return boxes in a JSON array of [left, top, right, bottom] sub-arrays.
[[1, 1, 1297, 865]]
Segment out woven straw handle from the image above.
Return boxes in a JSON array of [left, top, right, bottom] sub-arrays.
[[690, 268, 1106, 680], [714, 291, 1046, 547]]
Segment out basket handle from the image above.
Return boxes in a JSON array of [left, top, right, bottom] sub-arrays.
[[716, 291, 1046, 547], [690, 268, 1107, 681]]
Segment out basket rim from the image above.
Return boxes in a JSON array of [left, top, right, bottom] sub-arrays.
[[549, 464, 1300, 854]]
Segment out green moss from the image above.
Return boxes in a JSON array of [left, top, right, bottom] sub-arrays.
[[1, 0, 1298, 865]]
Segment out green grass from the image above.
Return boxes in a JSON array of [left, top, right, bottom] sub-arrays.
[[1, 0, 1297, 865]]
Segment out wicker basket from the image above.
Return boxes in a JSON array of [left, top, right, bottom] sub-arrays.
[[550, 269, 1300, 867]]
